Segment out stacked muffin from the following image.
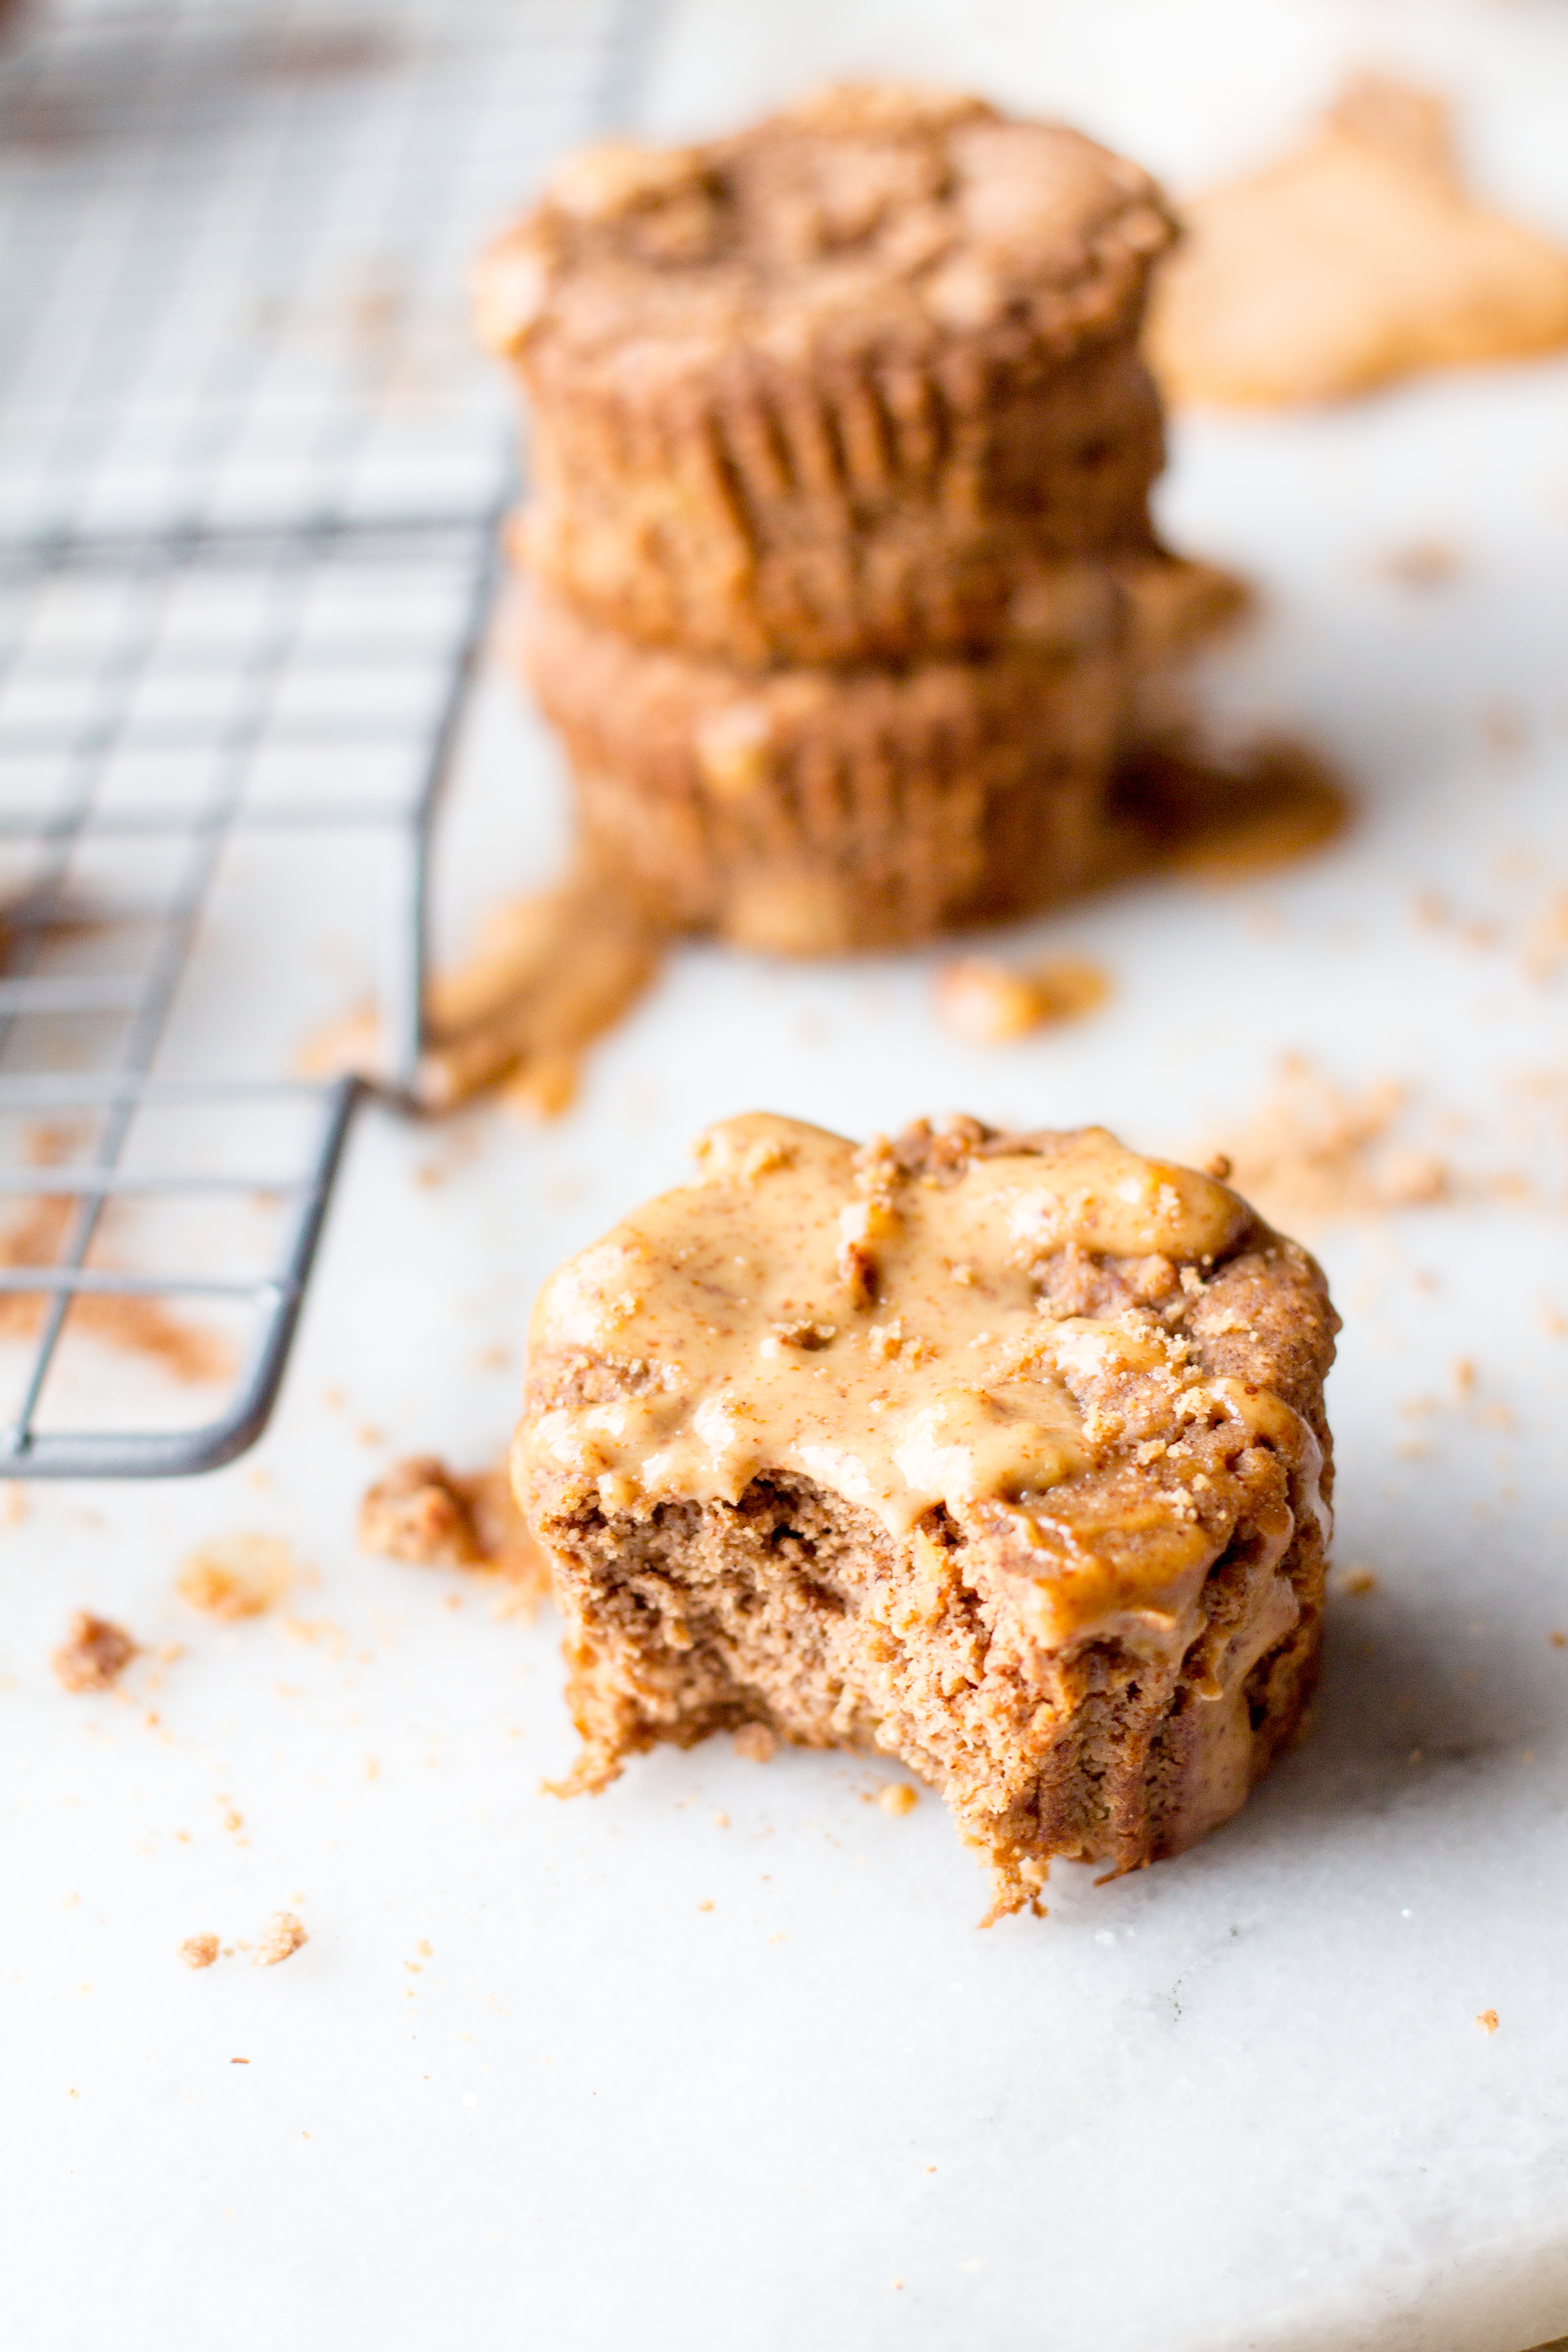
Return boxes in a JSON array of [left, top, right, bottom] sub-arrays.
[[475, 85, 1185, 953]]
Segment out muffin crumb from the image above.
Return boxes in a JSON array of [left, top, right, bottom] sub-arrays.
[[254, 1912, 309, 1969], [53, 1612, 137, 1693], [360, 1456, 551, 1613], [360, 1457, 484, 1567], [177, 1533, 296, 1620], [933, 955, 1109, 1044]]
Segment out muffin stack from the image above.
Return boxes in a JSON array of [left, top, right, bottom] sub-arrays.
[[475, 85, 1185, 953]]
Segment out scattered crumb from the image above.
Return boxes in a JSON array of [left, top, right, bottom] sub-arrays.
[[52, 1611, 137, 1693], [176, 1532, 297, 1620], [280, 1615, 348, 1658], [933, 955, 1109, 1044], [1476, 2008, 1499, 2036], [1148, 75, 1568, 407], [358, 1455, 483, 1566], [1549, 1631, 1567, 1650], [1201, 1056, 1449, 1231], [733, 1723, 776, 1764], [1414, 897, 1502, 955], [877, 1783, 919, 1817], [359, 1449, 486, 1562], [179, 1934, 220, 1970], [358, 1456, 551, 1614], [253, 1912, 309, 1969], [713, 1811, 730, 1828], [697, 1899, 715, 1914], [1340, 1567, 1379, 1597], [1375, 539, 1461, 590]]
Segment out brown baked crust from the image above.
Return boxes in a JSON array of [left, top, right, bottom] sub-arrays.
[[477, 84, 1175, 667], [515, 584, 1127, 952], [518, 1115, 1339, 1916], [512, 342, 1164, 668]]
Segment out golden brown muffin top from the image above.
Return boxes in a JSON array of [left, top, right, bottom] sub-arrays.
[[476, 83, 1176, 385], [518, 1113, 1336, 1655]]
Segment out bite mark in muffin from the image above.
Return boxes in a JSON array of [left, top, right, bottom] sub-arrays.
[[516, 1113, 1337, 1917]]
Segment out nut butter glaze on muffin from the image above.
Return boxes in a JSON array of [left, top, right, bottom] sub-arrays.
[[476, 84, 1177, 668], [515, 1113, 1338, 1918]]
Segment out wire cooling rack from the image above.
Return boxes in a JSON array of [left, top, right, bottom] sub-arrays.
[[0, 0, 655, 1476]]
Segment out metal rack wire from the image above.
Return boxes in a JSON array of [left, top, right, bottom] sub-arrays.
[[0, 0, 653, 1476]]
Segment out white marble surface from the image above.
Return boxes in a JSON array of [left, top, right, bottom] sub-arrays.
[[8, 3, 1568, 2347]]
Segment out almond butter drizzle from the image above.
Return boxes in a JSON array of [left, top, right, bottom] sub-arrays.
[[520, 1114, 1324, 1666]]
